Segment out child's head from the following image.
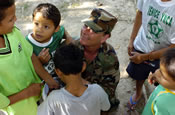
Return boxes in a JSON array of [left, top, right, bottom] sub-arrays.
[[31, 3, 61, 43], [154, 48, 175, 89], [54, 44, 84, 78], [33, 3, 61, 28], [0, 0, 16, 35]]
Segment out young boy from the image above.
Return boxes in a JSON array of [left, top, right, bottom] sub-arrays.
[[126, 0, 175, 110], [26, 3, 72, 81], [37, 44, 110, 115], [0, 0, 58, 115], [142, 48, 175, 115]]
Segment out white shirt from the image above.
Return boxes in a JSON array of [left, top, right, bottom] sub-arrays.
[[134, 0, 175, 53], [37, 84, 110, 115]]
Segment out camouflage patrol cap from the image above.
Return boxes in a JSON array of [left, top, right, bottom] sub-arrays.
[[81, 8, 117, 34]]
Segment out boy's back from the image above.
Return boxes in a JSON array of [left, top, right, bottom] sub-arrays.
[[38, 84, 110, 115], [38, 44, 110, 115]]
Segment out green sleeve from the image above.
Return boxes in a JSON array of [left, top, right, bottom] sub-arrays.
[[0, 93, 10, 109]]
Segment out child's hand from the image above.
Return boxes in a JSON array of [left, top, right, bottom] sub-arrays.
[[148, 72, 156, 85], [26, 83, 43, 97], [38, 48, 51, 64], [129, 52, 144, 64]]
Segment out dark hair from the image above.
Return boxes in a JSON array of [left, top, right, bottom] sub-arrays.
[[0, 0, 15, 22], [54, 44, 84, 75], [161, 48, 175, 81], [32, 3, 61, 28]]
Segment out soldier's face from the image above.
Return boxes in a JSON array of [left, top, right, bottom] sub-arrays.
[[80, 24, 106, 47]]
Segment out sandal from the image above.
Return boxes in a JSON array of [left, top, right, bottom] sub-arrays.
[[127, 96, 138, 111]]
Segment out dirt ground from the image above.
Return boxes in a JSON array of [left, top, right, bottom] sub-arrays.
[[15, 0, 155, 114]]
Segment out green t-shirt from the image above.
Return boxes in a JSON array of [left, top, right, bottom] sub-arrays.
[[0, 27, 41, 115], [142, 85, 175, 115]]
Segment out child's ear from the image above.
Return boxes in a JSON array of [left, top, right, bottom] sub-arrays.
[[81, 62, 86, 73], [55, 26, 60, 32]]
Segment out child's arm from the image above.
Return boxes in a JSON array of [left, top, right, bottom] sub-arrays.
[[7, 83, 43, 105], [63, 29, 73, 44], [130, 44, 175, 64], [145, 44, 175, 61], [31, 53, 59, 89], [128, 10, 142, 56]]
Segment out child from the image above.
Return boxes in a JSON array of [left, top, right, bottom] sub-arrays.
[[37, 44, 110, 115], [142, 48, 175, 115], [126, 0, 175, 110], [0, 0, 58, 115], [26, 3, 72, 82]]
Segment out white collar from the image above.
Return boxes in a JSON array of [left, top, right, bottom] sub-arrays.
[[27, 33, 53, 47]]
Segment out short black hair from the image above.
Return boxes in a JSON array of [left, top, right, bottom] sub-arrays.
[[54, 44, 84, 75], [32, 3, 61, 28], [161, 48, 175, 81], [0, 0, 15, 22]]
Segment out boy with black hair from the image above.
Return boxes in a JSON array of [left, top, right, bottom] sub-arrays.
[[38, 44, 110, 115], [142, 48, 175, 115], [0, 0, 58, 115], [26, 3, 72, 79]]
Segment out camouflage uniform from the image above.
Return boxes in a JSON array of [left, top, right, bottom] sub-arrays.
[[74, 40, 120, 111]]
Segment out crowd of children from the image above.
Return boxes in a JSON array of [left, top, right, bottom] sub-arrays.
[[1, 0, 175, 115]]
